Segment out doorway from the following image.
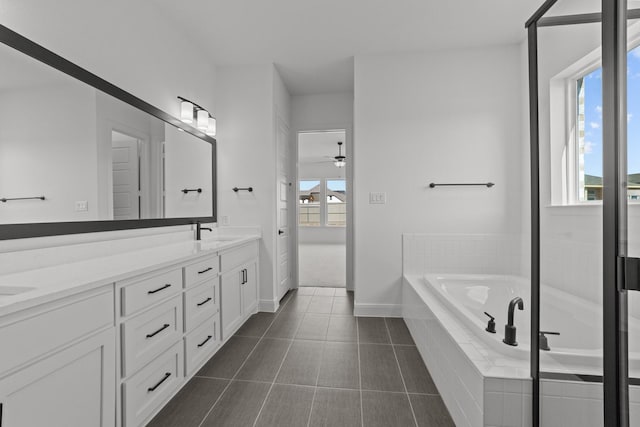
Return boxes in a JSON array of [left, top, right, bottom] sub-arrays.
[[111, 130, 140, 220], [296, 130, 350, 289]]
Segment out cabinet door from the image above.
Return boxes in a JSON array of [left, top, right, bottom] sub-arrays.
[[220, 269, 243, 340], [242, 262, 258, 315], [0, 328, 115, 427]]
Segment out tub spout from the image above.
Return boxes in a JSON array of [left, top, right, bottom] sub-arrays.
[[503, 297, 524, 346]]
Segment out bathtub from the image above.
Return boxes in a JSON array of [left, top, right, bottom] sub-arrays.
[[423, 273, 640, 376], [403, 273, 640, 427]]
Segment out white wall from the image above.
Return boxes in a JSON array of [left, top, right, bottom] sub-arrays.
[[291, 93, 354, 131], [354, 45, 524, 315], [215, 63, 291, 310]]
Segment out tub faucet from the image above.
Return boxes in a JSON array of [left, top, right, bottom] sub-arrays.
[[195, 222, 212, 241], [503, 297, 524, 346]]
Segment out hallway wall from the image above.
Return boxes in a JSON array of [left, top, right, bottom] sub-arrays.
[[353, 45, 524, 315]]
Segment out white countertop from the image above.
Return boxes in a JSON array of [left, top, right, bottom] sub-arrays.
[[0, 234, 260, 317]]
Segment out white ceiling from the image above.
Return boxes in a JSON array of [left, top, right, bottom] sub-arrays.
[[150, 0, 542, 95], [299, 130, 346, 164]]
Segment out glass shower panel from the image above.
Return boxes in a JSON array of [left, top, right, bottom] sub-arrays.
[[627, 12, 640, 426], [537, 10, 604, 426]]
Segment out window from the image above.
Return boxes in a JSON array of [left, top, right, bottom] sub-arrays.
[[574, 46, 640, 202], [326, 180, 346, 226], [299, 180, 320, 226], [298, 179, 347, 227]]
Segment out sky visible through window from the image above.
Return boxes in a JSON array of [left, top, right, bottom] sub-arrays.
[[583, 46, 640, 177]]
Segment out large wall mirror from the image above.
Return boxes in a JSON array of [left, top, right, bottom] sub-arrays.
[[0, 25, 216, 240]]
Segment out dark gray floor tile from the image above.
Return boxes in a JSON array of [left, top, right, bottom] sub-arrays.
[[296, 314, 330, 340], [309, 388, 361, 427], [200, 380, 270, 427], [197, 336, 259, 379], [265, 312, 304, 338], [331, 298, 354, 315], [307, 296, 334, 314], [236, 338, 291, 382], [254, 384, 315, 427], [281, 295, 313, 312], [326, 315, 357, 342], [361, 391, 416, 427], [296, 287, 317, 295], [317, 342, 359, 389], [235, 312, 277, 337], [385, 318, 415, 345], [147, 377, 228, 427], [394, 345, 438, 394], [360, 343, 404, 392], [314, 287, 336, 296], [410, 394, 455, 427], [276, 340, 324, 386], [357, 317, 391, 344]]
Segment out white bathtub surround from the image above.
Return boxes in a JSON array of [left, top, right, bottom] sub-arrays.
[[402, 233, 523, 277], [403, 275, 531, 427]]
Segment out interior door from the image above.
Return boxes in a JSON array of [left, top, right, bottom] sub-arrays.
[[111, 131, 140, 220], [276, 117, 290, 300]]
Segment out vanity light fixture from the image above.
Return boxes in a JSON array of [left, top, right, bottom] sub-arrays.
[[180, 100, 194, 124], [177, 97, 216, 137], [206, 116, 217, 137], [196, 109, 209, 130], [334, 141, 346, 168]]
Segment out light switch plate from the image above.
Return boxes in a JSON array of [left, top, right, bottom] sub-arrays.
[[221, 215, 230, 225], [75, 201, 88, 212], [369, 192, 386, 204]]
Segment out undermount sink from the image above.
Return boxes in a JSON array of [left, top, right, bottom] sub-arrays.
[[0, 286, 36, 296]]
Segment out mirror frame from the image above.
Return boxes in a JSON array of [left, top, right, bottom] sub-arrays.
[[0, 24, 217, 240]]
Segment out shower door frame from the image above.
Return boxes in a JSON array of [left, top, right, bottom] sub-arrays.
[[527, 0, 633, 426]]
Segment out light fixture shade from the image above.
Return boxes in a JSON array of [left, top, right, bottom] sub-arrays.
[[180, 101, 194, 123], [206, 116, 217, 136], [197, 109, 209, 130], [334, 158, 346, 168]]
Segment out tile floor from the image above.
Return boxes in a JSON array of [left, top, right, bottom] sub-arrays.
[[148, 287, 454, 427]]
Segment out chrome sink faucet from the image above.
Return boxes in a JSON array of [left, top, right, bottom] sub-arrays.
[[503, 297, 524, 346], [195, 221, 212, 241]]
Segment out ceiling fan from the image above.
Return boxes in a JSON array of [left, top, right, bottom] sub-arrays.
[[303, 141, 346, 168]]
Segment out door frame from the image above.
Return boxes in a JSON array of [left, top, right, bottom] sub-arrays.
[[292, 124, 354, 292]]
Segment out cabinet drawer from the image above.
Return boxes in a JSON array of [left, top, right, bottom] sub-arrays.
[[122, 341, 183, 427], [184, 255, 219, 288], [184, 314, 220, 375], [121, 296, 182, 378], [184, 280, 219, 332], [120, 268, 182, 317], [220, 242, 258, 272], [0, 288, 114, 376]]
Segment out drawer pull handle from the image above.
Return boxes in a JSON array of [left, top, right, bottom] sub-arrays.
[[148, 372, 171, 392], [197, 297, 212, 307], [146, 323, 170, 338], [198, 267, 213, 274], [148, 284, 171, 294], [198, 335, 213, 348]]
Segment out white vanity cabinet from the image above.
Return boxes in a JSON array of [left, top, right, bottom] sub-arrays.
[[117, 253, 223, 427], [0, 287, 116, 427], [182, 254, 221, 376], [220, 241, 259, 339]]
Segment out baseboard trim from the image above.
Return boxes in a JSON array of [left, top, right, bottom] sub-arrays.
[[258, 299, 278, 313], [353, 303, 402, 317]]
